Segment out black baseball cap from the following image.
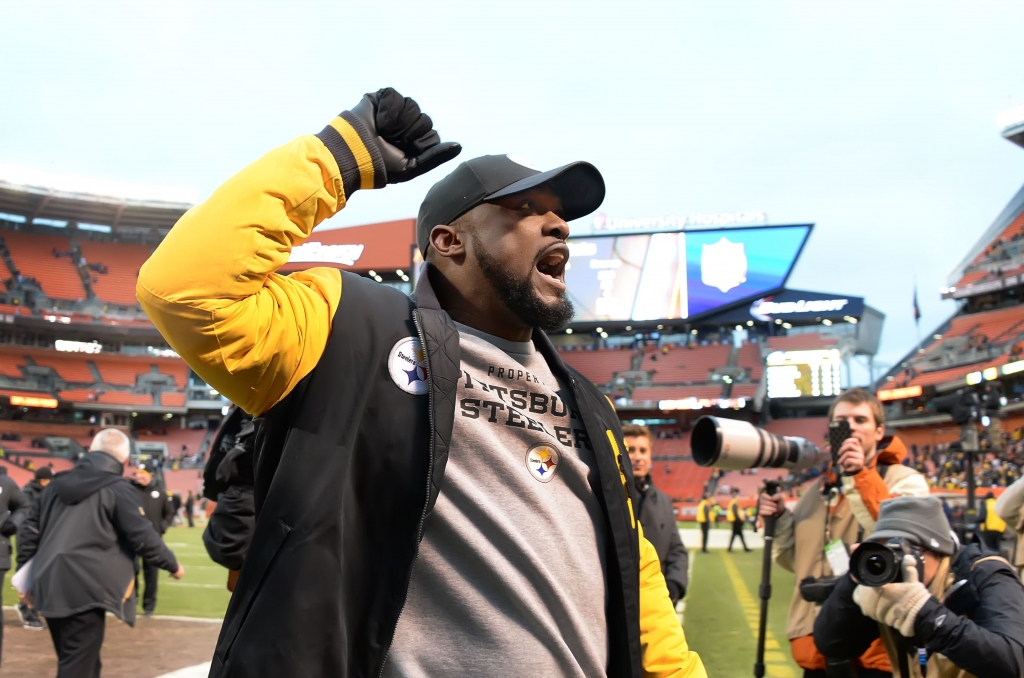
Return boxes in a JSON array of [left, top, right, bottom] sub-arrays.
[[416, 154, 605, 253]]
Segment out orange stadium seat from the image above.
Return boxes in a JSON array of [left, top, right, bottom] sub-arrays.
[[650, 459, 713, 502], [736, 341, 764, 380], [58, 389, 154, 406], [632, 384, 724, 401], [730, 384, 758, 398], [558, 348, 633, 385], [0, 459, 33, 485], [766, 333, 839, 351], [1, 230, 86, 300], [77, 240, 154, 306], [642, 344, 730, 384], [716, 468, 788, 498]]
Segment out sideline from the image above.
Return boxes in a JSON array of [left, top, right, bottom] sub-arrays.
[[156, 661, 213, 678], [721, 552, 795, 678], [2, 606, 223, 625]]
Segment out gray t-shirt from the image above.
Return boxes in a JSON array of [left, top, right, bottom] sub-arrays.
[[381, 325, 608, 677]]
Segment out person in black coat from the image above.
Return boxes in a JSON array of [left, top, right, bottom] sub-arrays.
[[202, 407, 256, 590], [0, 464, 28, 655], [17, 429, 184, 677], [814, 496, 1024, 678], [624, 424, 689, 604], [17, 465, 52, 630], [131, 459, 176, 616]]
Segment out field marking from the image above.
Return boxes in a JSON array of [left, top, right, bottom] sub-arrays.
[[721, 553, 795, 678], [163, 582, 228, 589], [150, 615, 223, 624], [155, 661, 212, 678]]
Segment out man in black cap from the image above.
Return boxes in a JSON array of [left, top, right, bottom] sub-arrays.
[[131, 459, 175, 616], [138, 88, 706, 677], [17, 465, 52, 630], [814, 496, 1024, 678]]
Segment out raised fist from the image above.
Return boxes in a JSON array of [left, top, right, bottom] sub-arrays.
[[348, 88, 461, 184]]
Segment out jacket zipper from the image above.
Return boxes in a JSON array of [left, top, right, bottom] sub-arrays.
[[377, 313, 435, 678]]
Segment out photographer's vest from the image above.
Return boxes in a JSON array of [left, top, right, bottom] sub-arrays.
[[786, 463, 919, 671]]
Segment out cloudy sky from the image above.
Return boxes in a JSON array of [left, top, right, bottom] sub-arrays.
[[2, 1, 1023, 378]]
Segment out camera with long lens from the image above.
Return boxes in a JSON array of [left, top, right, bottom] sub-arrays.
[[849, 538, 924, 587], [690, 416, 829, 470]]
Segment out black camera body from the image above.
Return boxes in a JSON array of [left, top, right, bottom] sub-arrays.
[[850, 538, 924, 587]]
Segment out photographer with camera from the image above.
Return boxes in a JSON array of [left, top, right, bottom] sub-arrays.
[[813, 496, 1024, 678], [759, 388, 930, 676]]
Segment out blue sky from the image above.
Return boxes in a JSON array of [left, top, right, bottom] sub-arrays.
[[2, 1, 1023, 378]]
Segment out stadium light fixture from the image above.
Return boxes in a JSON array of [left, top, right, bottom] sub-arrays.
[[1002, 360, 1024, 376], [596, 327, 603, 333], [691, 329, 698, 335], [774, 319, 782, 325], [782, 322, 792, 329], [657, 324, 664, 330], [625, 326, 632, 331], [735, 325, 742, 331], [933, 334, 942, 340], [844, 316, 858, 324], [565, 328, 573, 334], [396, 270, 404, 277], [600, 331, 609, 339], [368, 270, 377, 277], [746, 320, 754, 327]]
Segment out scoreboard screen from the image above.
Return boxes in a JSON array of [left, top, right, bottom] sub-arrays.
[[564, 224, 811, 323], [766, 349, 842, 398]]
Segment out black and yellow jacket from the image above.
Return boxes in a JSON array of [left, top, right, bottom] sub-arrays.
[[137, 117, 705, 678]]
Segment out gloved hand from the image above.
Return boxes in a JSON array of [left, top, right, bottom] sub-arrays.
[[347, 88, 461, 184], [0, 517, 17, 538], [853, 554, 932, 637]]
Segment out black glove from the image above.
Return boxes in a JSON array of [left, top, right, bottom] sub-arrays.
[[0, 517, 16, 538], [668, 581, 685, 604], [348, 88, 461, 184]]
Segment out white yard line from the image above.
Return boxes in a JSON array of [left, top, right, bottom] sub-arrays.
[[155, 661, 212, 678]]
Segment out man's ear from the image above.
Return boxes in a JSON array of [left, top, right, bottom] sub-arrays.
[[429, 224, 466, 260]]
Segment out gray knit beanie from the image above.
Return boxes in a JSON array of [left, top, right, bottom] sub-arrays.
[[870, 496, 957, 556]]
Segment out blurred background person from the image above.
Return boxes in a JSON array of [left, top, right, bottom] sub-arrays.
[[979, 490, 1007, 552], [16, 428, 184, 677], [131, 459, 176, 617], [696, 494, 712, 553], [624, 423, 689, 605], [185, 490, 195, 528], [0, 463, 28, 656], [727, 488, 750, 553], [17, 465, 52, 630]]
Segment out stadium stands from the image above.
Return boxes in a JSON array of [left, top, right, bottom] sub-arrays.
[[736, 341, 764, 381], [632, 384, 724, 401], [77, 240, 153, 306], [650, 460, 713, 503], [766, 333, 838, 351], [1, 230, 86, 300], [716, 468, 788, 498], [558, 348, 633, 385], [643, 344, 730, 384]]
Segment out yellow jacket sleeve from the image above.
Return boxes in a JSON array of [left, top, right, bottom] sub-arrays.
[[638, 524, 707, 677], [137, 112, 384, 415]]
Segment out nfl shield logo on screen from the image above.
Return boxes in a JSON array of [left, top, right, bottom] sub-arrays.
[[700, 237, 748, 293]]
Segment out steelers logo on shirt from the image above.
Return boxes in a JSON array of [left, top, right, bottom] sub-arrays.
[[388, 337, 429, 395], [525, 443, 560, 483]]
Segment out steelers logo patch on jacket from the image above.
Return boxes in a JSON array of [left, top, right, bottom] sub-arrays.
[[388, 337, 429, 395], [525, 443, 560, 483]]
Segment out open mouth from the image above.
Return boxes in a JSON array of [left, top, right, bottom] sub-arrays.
[[535, 244, 569, 289]]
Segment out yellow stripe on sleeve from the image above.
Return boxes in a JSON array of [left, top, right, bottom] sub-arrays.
[[328, 116, 376, 190]]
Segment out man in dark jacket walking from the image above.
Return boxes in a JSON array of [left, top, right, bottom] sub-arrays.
[[17, 465, 52, 630], [624, 423, 689, 604], [814, 496, 1024, 678], [0, 464, 28, 659], [17, 429, 185, 677], [131, 459, 176, 616]]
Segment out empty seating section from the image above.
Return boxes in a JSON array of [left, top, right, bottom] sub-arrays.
[[764, 417, 829, 445], [2, 230, 85, 300], [902, 354, 1008, 389], [730, 384, 758, 398], [32, 352, 96, 383], [162, 392, 186, 407], [0, 303, 29, 316], [0, 352, 23, 378], [632, 385, 723, 401], [737, 342, 763, 380], [77, 240, 153, 306], [952, 211, 1024, 288], [0, 459, 32, 485], [766, 333, 838, 351], [558, 348, 633, 385], [643, 344, 730, 384], [649, 460, 713, 502]]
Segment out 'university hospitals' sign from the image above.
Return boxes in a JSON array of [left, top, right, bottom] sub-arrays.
[[289, 242, 365, 267], [592, 211, 767, 233]]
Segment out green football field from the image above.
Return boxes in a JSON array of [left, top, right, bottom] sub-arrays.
[[5, 525, 802, 675]]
